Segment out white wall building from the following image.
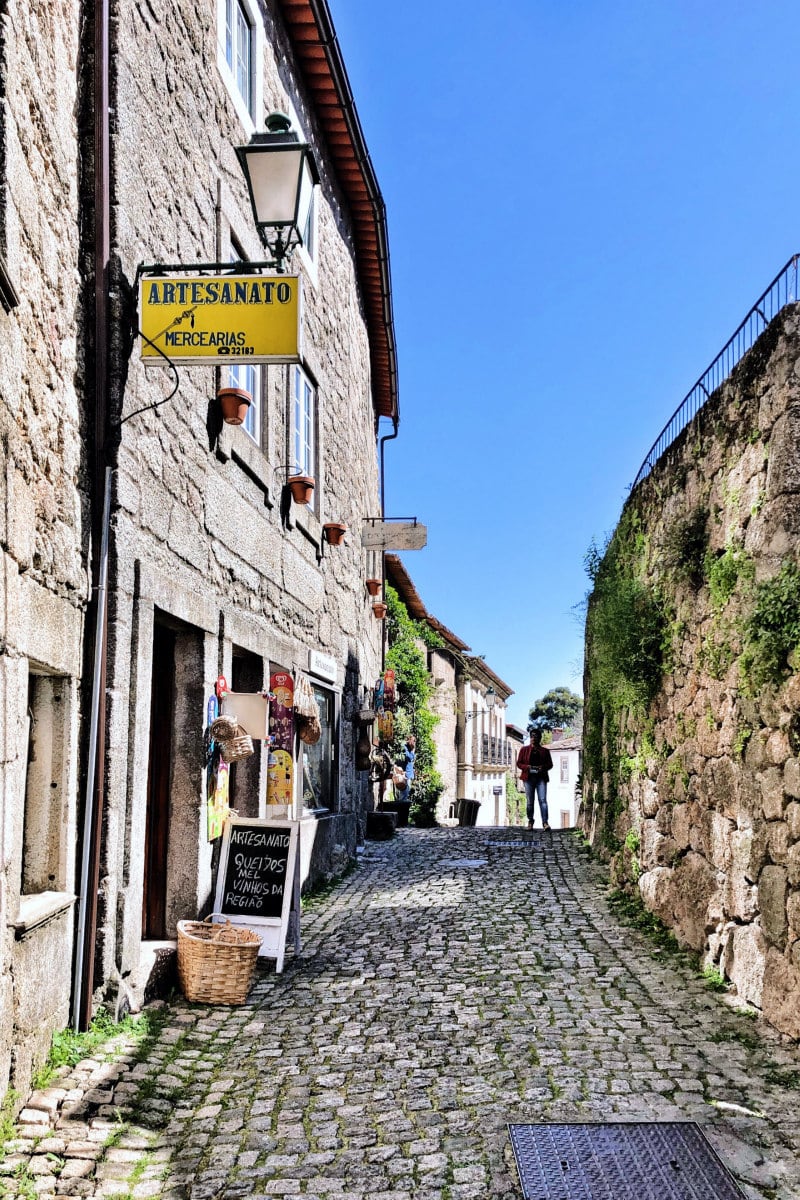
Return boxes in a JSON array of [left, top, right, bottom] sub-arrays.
[[543, 734, 583, 829]]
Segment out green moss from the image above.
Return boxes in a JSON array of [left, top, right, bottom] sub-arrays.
[[740, 560, 800, 691], [704, 545, 754, 611], [661, 506, 709, 588]]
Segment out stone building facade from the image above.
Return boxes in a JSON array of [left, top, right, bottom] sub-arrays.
[[582, 303, 800, 1039], [384, 556, 514, 824], [0, 0, 398, 1101]]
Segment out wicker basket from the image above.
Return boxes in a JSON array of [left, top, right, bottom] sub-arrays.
[[177, 914, 262, 1004], [219, 733, 254, 763]]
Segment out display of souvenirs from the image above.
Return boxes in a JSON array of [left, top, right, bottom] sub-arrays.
[[377, 708, 394, 742], [383, 669, 396, 711], [205, 692, 231, 840], [267, 672, 294, 804], [208, 760, 230, 841]]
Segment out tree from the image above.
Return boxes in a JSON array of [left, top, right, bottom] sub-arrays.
[[528, 686, 583, 732]]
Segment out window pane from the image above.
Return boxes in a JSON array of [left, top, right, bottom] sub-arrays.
[[302, 685, 335, 810], [292, 367, 314, 478], [225, 0, 234, 69], [234, 0, 252, 114], [228, 245, 260, 445]]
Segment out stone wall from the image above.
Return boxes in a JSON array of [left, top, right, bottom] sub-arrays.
[[97, 0, 383, 994], [582, 305, 800, 1039], [0, 0, 388, 1102], [0, 0, 86, 1101]]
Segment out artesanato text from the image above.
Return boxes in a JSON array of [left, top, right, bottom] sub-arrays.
[[145, 279, 294, 306]]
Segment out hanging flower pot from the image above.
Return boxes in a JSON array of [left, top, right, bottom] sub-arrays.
[[372, 600, 388, 620], [217, 386, 252, 426], [365, 578, 381, 597], [322, 522, 347, 546], [288, 474, 315, 504]]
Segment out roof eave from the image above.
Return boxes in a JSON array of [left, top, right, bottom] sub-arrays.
[[277, 0, 398, 423]]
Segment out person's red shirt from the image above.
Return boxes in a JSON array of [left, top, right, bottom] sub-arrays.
[[516, 741, 553, 782]]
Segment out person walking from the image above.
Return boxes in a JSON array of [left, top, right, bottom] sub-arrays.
[[517, 727, 553, 830]]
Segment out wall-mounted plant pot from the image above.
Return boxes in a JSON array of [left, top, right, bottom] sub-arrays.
[[365, 578, 381, 597], [218, 386, 252, 426], [322, 522, 347, 546], [288, 474, 315, 505], [372, 601, 388, 620]]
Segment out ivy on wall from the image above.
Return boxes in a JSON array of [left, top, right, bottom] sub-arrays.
[[583, 507, 671, 852], [385, 585, 445, 826]]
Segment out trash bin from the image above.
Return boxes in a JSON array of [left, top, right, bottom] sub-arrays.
[[465, 800, 480, 826], [456, 798, 480, 827]]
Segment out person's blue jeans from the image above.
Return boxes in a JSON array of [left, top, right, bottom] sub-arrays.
[[525, 777, 549, 827]]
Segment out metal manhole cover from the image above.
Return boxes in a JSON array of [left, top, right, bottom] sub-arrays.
[[508, 1123, 745, 1199]]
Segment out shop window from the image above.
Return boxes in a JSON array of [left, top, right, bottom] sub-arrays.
[[22, 671, 72, 895], [560, 756, 569, 783], [301, 683, 337, 812], [291, 364, 316, 483], [228, 647, 263, 819]]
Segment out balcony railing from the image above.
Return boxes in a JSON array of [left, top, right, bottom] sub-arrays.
[[632, 255, 799, 491], [480, 735, 514, 766]]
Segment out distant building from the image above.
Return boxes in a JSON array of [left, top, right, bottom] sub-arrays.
[[545, 732, 583, 828], [384, 556, 514, 825]]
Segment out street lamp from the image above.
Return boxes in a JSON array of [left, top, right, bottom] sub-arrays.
[[464, 686, 496, 720], [236, 111, 319, 272]]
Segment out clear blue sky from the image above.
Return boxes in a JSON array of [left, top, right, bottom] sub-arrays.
[[330, 0, 800, 731]]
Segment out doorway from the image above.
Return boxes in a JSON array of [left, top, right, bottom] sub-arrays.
[[142, 621, 176, 939]]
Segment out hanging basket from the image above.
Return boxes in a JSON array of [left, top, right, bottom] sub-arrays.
[[177, 915, 261, 1005], [218, 387, 252, 426], [288, 474, 315, 504], [219, 733, 254, 763], [298, 712, 322, 744], [322, 522, 347, 546], [365, 578, 381, 597], [210, 714, 239, 742]]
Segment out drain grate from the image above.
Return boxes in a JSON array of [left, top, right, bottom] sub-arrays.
[[484, 840, 540, 849], [508, 1122, 746, 1199]]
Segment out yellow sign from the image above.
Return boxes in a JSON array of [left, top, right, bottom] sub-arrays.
[[139, 273, 301, 365]]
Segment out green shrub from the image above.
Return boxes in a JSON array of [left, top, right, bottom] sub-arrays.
[[704, 545, 754, 611], [385, 586, 443, 825], [740, 560, 800, 690]]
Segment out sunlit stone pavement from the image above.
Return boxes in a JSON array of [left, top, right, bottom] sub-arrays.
[[3, 827, 800, 1198]]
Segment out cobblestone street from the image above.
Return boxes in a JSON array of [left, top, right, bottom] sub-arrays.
[[4, 827, 800, 1198]]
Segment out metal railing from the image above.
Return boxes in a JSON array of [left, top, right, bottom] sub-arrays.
[[481, 735, 514, 766], [631, 255, 799, 491]]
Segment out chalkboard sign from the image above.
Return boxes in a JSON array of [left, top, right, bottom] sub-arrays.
[[214, 817, 299, 971]]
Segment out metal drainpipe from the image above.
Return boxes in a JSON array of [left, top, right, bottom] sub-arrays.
[[378, 419, 398, 671], [72, 0, 111, 1030]]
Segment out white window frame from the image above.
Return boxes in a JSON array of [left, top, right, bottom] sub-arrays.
[[228, 242, 262, 446], [560, 756, 569, 783], [286, 101, 319, 283], [291, 364, 316, 481], [216, 0, 264, 132]]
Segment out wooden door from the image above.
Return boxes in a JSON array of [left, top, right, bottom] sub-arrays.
[[142, 622, 176, 938]]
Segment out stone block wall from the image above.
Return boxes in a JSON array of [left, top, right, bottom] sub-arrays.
[[0, 0, 87, 1102], [582, 305, 800, 1038], [95, 0, 383, 993]]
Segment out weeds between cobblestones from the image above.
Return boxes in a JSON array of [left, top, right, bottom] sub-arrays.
[[1, 828, 800, 1197]]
